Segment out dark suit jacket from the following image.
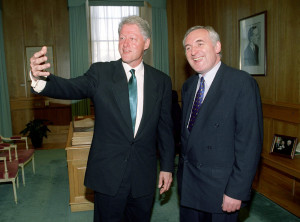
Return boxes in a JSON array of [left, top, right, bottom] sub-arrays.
[[35, 59, 175, 198], [177, 62, 263, 213]]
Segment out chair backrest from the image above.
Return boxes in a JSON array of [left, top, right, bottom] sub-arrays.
[[0, 135, 28, 150]]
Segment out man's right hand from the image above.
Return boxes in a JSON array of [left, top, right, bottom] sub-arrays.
[[30, 46, 51, 79]]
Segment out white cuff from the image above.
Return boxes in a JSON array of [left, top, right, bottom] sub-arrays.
[[29, 71, 47, 93]]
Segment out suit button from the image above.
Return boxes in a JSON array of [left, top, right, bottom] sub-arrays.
[[130, 141, 134, 145], [197, 163, 203, 168], [124, 158, 128, 162], [214, 123, 219, 128]]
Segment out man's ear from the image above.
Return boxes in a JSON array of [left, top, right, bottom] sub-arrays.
[[215, 41, 221, 54], [144, 38, 150, 50]]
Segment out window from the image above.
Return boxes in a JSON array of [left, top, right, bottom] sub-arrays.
[[90, 6, 139, 63]]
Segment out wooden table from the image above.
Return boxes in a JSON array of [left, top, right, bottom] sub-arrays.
[[65, 122, 94, 212]]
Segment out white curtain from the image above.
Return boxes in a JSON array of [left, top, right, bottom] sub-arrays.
[[90, 6, 139, 63]]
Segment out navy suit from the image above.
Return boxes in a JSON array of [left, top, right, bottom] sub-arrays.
[[35, 59, 174, 198], [177, 63, 263, 216]]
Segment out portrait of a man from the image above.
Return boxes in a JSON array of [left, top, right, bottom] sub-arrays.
[[239, 11, 266, 75], [244, 26, 260, 66]]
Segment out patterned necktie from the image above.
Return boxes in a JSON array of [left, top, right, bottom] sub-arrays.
[[187, 77, 205, 132], [128, 69, 137, 133]]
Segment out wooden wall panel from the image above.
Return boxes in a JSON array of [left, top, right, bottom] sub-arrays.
[[167, 0, 189, 96], [2, 0, 27, 98], [276, 0, 300, 104], [10, 97, 71, 134], [23, 0, 54, 46], [167, 0, 300, 106], [167, 0, 300, 140], [2, 0, 70, 140], [295, 179, 300, 206], [52, 0, 70, 79], [273, 120, 298, 138], [262, 118, 273, 154], [3, 0, 70, 99], [166, 0, 175, 89]]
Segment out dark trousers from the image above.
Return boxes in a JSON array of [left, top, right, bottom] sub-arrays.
[[180, 205, 239, 222], [93, 162, 154, 222]]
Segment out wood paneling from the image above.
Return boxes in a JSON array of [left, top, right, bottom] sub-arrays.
[[167, 0, 189, 98], [2, 0, 70, 141], [167, 0, 300, 106], [262, 118, 273, 154], [10, 97, 71, 135], [52, 0, 71, 79], [276, 0, 300, 104], [23, 0, 54, 46], [263, 103, 300, 124], [3, 0, 70, 98], [166, 1, 300, 143], [2, 0, 27, 98], [253, 155, 300, 217]]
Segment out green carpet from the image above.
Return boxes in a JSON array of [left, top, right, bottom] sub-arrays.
[[0, 149, 299, 222]]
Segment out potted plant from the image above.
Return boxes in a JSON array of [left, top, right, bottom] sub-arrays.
[[20, 119, 51, 148]]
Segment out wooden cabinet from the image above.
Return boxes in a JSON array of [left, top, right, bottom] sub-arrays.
[[253, 154, 300, 217], [65, 122, 94, 212]]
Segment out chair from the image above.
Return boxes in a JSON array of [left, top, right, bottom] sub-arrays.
[[0, 135, 35, 186], [0, 145, 19, 203]]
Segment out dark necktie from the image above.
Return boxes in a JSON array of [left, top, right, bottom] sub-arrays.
[[187, 77, 205, 132], [128, 69, 137, 133]]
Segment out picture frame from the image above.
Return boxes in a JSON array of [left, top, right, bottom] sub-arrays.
[[25, 46, 55, 80], [295, 143, 300, 157], [239, 11, 267, 76], [270, 134, 298, 159]]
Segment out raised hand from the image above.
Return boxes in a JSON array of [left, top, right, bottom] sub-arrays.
[[30, 46, 51, 79]]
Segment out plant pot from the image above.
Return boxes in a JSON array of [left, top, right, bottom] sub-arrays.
[[31, 137, 43, 148]]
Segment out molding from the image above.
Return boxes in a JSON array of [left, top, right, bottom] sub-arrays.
[[263, 103, 300, 124]]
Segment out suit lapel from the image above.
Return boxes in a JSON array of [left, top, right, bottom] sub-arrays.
[[188, 63, 226, 138], [135, 64, 158, 138], [182, 75, 199, 135], [112, 60, 133, 136]]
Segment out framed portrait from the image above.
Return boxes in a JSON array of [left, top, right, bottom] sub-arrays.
[[270, 134, 298, 159], [25, 46, 55, 80], [239, 11, 267, 76]]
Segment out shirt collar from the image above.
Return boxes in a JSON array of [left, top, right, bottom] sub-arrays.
[[122, 61, 144, 80], [199, 61, 221, 87]]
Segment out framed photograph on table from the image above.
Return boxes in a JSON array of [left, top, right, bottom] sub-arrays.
[[239, 11, 267, 76], [270, 134, 298, 159]]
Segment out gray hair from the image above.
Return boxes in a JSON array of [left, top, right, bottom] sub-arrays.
[[183, 26, 222, 58], [118, 15, 151, 40]]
